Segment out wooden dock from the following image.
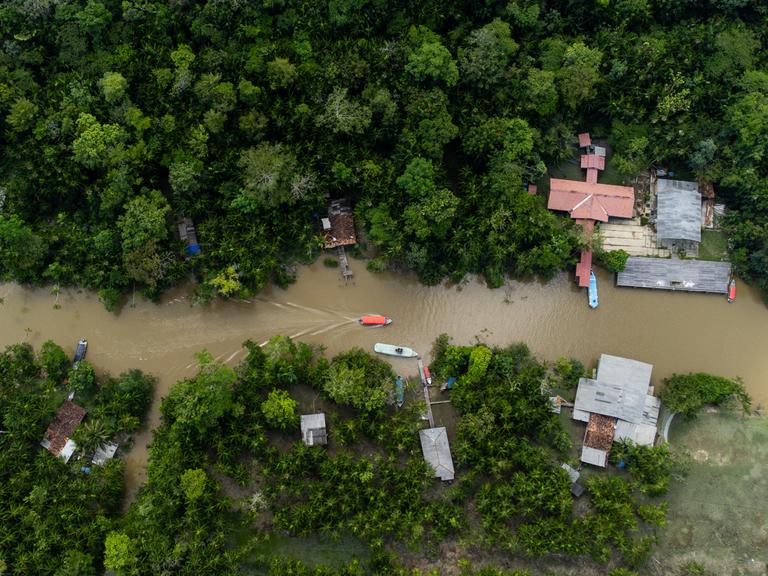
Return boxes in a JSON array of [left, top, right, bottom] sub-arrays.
[[336, 246, 353, 282], [616, 257, 731, 294], [418, 359, 434, 427]]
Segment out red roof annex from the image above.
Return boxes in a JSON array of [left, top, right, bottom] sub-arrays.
[[580, 154, 605, 170]]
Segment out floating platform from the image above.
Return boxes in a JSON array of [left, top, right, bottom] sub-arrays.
[[616, 257, 731, 294]]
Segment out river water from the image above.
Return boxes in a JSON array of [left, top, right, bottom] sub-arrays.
[[1, 264, 767, 500]]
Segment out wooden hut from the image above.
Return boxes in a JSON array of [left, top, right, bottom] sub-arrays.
[[41, 401, 86, 463]]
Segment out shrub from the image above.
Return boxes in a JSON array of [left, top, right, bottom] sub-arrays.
[[597, 249, 630, 273], [660, 372, 751, 417]]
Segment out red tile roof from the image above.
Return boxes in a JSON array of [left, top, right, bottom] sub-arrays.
[[586, 168, 598, 184], [584, 413, 616, 451], [527, 184, 538, 195], [578, 133, 591, 148], [42, 401, 86, 457], [548, 179, 634, 222], [581, 154, 605, 170]]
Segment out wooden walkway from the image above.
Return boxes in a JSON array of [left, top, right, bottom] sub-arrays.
[[617, 257, 731, 294], [336, 246, 353, 282], [418, 359, 434, 427]]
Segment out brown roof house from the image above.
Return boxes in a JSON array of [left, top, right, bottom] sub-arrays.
[[573, 354, 661, 467], [322, 199, 357, 249], [41, 401, 86, 463]]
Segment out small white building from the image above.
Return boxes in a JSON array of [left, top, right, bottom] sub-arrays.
[[300, 413, 327, 446], [92, 442, 119, 465]]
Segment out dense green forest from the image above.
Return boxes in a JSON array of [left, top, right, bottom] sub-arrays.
[[1, 1, 767, 305], [1, 336, 686, 575]]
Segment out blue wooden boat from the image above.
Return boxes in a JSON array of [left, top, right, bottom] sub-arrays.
[[588, 271, 598, 309], [395, 376, 404, 408], [73, 338, 88, 367]]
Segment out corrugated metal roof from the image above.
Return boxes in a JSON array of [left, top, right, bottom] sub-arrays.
[[617, 257, 731, 294], [656, 179, 702, 243], [581, 446, 607, 467], [300, 413, 327, 446], [614, 421, 657, 446], [419, 427, 455, 481], [92, 442, 118, 465], [574, 355, 653, 424]]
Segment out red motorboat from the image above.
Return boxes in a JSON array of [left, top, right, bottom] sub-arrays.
[[423, 365, 432, 385], [727, 277, 736, 303], [358, 315, 392, 327]]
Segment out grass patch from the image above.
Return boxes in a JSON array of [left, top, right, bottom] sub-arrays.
[[698, 230, 728, 262]]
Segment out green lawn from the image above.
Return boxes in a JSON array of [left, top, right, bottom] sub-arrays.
[[698, 229, 729, 262]]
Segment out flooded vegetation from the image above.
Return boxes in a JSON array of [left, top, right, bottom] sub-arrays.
[[652, 412, 768, 574]]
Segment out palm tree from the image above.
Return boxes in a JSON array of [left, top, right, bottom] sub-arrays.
[[75, 419, 110, 456]]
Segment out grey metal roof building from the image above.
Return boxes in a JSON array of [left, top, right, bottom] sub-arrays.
[[617, 257, 731, 294], [419, 427, 455, 481], [573, 354, 661, 467], [300, 413, 327, 446], [573, 355, 653, 424], [656, 179, 701, 248]]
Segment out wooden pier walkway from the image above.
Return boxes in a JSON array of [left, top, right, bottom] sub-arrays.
[[616, 257, 731, 294], [336, 246, 353, 282], [418, 359, 434, 427]]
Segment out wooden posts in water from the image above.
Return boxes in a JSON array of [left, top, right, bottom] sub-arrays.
[[336, 246, 353, 283]]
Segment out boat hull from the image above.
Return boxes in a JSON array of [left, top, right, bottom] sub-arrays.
[[73, 339, 88, 366], [588, 271, 598, 309], [374, 343, 418, 358], [359, 315, 392, 326], [727, 278, 736, 303]]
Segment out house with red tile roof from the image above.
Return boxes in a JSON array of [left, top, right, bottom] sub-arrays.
[[40, 401, 86, 463]]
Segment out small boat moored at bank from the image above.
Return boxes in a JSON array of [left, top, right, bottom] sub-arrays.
[[358, 315, 392, 326], [395, 376, 405, 407], [73, 338, 88, 367], [727, 277, 736, 303], [423, 365, 432, 385], [374, 343, 419, 358], [588, 270, 598, 309]]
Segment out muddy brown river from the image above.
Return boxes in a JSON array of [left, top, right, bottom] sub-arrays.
[[1, 264, 767, 501]]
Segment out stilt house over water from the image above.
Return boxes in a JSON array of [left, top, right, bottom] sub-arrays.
[[573, 354, 660, 467], [548, 132, 635, 287]]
